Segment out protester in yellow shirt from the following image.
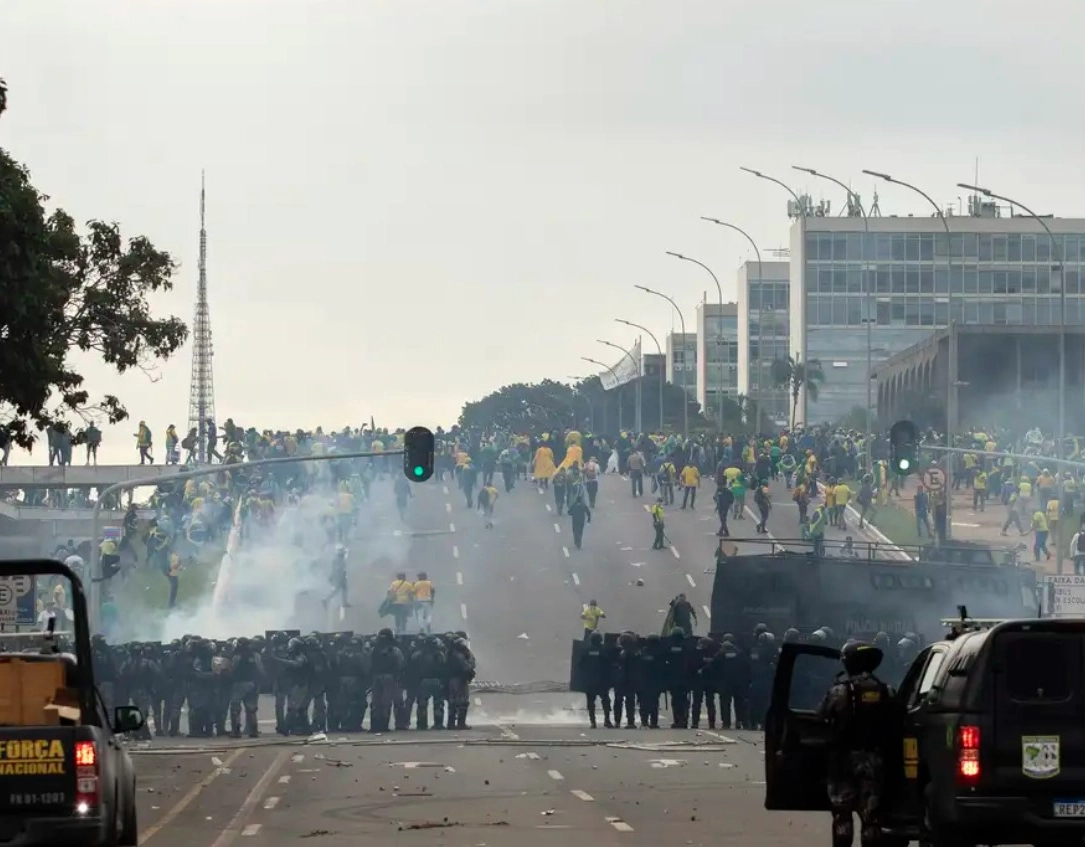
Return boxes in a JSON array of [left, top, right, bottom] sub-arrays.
[[972, 470, 987, 511], [387, 573, 414, 634], [581, 599, 605, 640], [1032, 511, 1051, 562], [680, 464, 700, 510], [413, 571, 435, 633], [832, 480, 852, 529]]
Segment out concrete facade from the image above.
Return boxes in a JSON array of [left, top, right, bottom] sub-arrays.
[[0, 463, 184, 490], [665, 332, 698, 402], [695, 301, 739, 418], [736, 260, 791, 426], [788, 212, 1085, 425]]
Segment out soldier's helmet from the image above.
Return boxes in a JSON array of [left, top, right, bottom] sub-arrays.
[[377, 628, 394, 640], [589, 631, 604, 644], [840, 639, 884, 675]]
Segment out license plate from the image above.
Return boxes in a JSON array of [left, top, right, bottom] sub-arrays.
[[1053, 800, 1085, 818]]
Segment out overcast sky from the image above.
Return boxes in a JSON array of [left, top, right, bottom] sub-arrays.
[[3, 0, 1084, 463]]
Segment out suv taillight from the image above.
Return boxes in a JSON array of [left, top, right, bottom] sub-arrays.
[[957, 725, 981, 785], [74, 741, 99, 813]]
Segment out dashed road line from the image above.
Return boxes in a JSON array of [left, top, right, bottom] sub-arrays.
[[460, 602, 468, 620], [702, 605, 711, 619], [209, 750, 290, 847], [277, 775, 291, 784], [546, 503, 553, 512], [291, 754, 304, 763], [671, 545, 681, 560], [547, 769, 564, 781], [609, 819, 635, 832], [456, 571, 464, 586], [571, 789, 594, 801], [499, 726, 521, 741], [442, 485, 449, 495], [553, 523, 561, 533], [685, 573, 696, 588], [537, 487, 544, 495], [572, 573, 580, 586], [241, 824, 262, 837], [449, 522, 456, 532], [445, 502, 452, 513], [452, 545, 459, 558], [474, 696, 482, 706], [338, 606, 345, 622], [562, 546, 570, 557], [263, 797, 279, 810]]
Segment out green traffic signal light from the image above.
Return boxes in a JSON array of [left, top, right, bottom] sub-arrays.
[[413, 465, 424, 477], [898, 458, 910, 471]]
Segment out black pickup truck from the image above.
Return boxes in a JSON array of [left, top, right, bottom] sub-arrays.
[[0, 559, 144, 846]]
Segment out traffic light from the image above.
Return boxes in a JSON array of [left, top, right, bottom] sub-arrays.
[[403, 426, 435, 482], [889, 419, 919, 475]]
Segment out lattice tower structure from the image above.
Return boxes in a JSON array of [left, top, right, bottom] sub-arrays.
[[186, 171, 216, 463]]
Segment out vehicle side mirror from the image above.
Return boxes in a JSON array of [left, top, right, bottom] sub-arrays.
[[113, 705, 145, 734]]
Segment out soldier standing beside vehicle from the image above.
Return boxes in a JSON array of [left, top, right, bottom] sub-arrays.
[[818, 640, 895, 847]]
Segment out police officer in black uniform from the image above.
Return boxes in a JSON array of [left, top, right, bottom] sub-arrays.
[[817, 639, 895, 847]]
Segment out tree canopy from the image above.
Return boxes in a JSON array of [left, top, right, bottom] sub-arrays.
[[1, 90, 188, 449], [771, 354, 825, 429]]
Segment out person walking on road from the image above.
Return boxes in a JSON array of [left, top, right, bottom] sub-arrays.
[[680, 462, 700, 509], [628, 449, 646, 497], [651, 498, 667, 550], [582, 456, 600, 508], [412, 571, 435, 633], [581, 599, 606, 640]]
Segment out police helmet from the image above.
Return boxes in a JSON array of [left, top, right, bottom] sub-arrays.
[[840, 639, 884, 675], [589, 630, 603, 644], [758, 631, 776, 646], [783, 627, 800, 643], [377, 627, 394, 640], [753, 622, 769, 636]]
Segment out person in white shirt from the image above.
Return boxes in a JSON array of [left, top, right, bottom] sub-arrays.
[[37, 601, 58, 632]]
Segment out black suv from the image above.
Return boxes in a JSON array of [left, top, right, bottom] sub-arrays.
[[765, 618, 1085, 847]]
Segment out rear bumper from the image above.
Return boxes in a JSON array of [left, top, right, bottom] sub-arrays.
[[951, 795, 1085, 840], [0, 812, 109, 847]]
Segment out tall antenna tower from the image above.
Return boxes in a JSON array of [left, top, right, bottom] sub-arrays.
[[186, 171, 216, 463]]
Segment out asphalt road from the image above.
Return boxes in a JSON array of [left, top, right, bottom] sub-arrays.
[[133, 726, 824, 847], [132, 469, 907, 844]]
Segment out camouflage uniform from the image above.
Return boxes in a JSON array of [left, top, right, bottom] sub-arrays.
[[818, 672, 892, 847]]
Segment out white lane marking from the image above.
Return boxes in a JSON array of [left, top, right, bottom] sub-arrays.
[[338, 606, 345, 622], [572, 573, 580, 586], [610, 821, 635, 832], [443, 485, 449, 495], [671, 545, 681, 560], [460, 603, 468, 620], [547, 769, 564, 781], [702, 605, 711, 619], [500, 726, 521, 741], [571, 789, 594, 801], [392, 529, 403, 537], [474, 696, 482, 706], [642, 504, 651, 512], [456, 571, 463, 586], [445, 502, 452, 513], [553, 523, 561, 533], [744, 506, 779, 541], [263, 796, 279, 810], [562, 546, 570, 557], [702, 730, 738, 743], [277, 775, 291, 784], [242, 823, 262, 837], [449, 522, 456, 532], [291, 754, 304, 763], [452, 545, 459, 558], [546, 503, 552, 512], [537, 487, 544, 495], [685, 573, 696, 588]]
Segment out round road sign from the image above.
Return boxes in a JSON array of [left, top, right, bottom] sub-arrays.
[[922, 467, 946, 491], [0, 585, 13, 607], [6, 576, 32, 597]]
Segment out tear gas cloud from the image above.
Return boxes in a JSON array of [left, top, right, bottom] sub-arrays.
[[116, 465, 411, 642]]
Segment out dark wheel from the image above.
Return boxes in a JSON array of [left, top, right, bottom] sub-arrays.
[[921, 792, 974, 847], [118, 781, 138, 846]]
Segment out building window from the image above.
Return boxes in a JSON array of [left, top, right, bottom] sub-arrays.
[[1008, 234, 1022, 262], [905, 234, 920, 261], [877, 301, 891, 325], [920, 234, 934, 261], [1021, 234, 1035, 262], [978, 234, 993, 261]]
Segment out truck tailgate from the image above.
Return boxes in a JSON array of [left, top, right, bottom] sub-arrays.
[[0, 728, 79, 812]]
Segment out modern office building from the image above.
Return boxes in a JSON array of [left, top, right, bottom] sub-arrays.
[[736, 260, 791, 426], [695, 301, 739, 419], [642, 352, 665, 381], [788, 198, 1085, 424], [665, 332, 699, 403]]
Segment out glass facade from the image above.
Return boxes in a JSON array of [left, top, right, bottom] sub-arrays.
[[666, 332, 698, 399], [800, 228, 1085, 423], [698, 304, 740, 416], [748, 280, 791, 424]]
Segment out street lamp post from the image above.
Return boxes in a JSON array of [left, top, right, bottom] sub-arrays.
[[635, 285, 690, 435], [864, 169, 956, 542], [666, 252, 725, 430], [958, 182, 1067, 465], [700, 220, 765, 430], [567, 375, 595, 432], [740, 167, 809, 424], [582, 356, 623, 433], [793, 166, 874, 470], [617, 319, 664, 432], [598, 339, 642, 433]]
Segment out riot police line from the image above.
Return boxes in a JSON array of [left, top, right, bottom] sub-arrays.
[[2, 628, 477, 738], [568, 625, 924, 730]]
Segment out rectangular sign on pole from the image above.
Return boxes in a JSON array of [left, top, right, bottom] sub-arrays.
[[1045, 575, 1085, 618], [0, 576, 37, 626]]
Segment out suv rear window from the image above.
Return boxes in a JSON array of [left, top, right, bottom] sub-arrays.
[[1004, 635, 1073, 702]]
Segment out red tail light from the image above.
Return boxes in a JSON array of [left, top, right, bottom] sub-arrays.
[[74, 741, 99, 813], [957, 725, 981, 785]]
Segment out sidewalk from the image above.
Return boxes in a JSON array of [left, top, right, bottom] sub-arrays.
[[884, 479, 1064, 575]]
